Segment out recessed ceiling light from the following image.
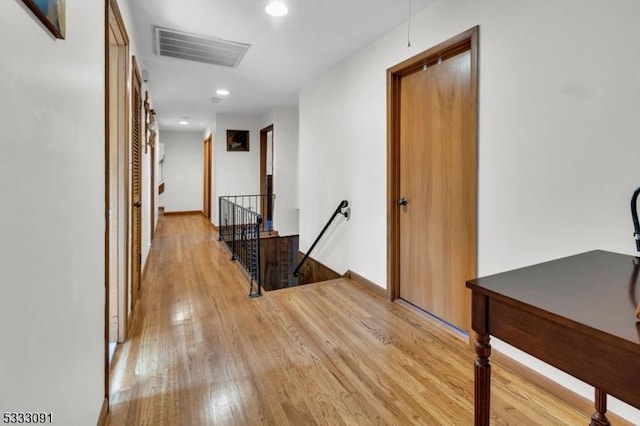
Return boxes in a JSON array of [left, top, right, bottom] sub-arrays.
[[216, 89, 230, 96], [179, 120, 189, 125], [265, 1, 288, 17]]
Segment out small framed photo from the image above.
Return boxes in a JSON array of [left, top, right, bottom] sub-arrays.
[[22, 0, 66, 39], [227, 129, 250, 152]]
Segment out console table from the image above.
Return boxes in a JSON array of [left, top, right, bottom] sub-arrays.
[[466, 250, 640, 425]]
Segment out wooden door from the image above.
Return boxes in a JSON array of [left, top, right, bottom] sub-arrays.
[[388, 28, 478, 333], [131, 57, 142, 305], [203, 134, 212, 220], [260, 125, 274, 229]]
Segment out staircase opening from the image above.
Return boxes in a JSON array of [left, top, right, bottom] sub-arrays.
[[219, 196, 349, 293]]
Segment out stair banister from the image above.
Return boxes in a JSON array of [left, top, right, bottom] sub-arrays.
[[293, 200, 349, 278]]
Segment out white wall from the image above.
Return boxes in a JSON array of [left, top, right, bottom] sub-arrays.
[[261, 107, 299, 236], [0, 2, 104, 424], [161, 131, 204, 212], [299, 0, 640, 422], [299, 50, 384, 281], [213, 114, 261, 225]]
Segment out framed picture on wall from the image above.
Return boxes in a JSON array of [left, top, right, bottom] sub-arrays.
[[227, 129, 250, 151], [21, 0, 66, 39]]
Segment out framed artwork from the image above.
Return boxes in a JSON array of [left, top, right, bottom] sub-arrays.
[[22, 0, 66, 39], [227, 130, 250, 152]]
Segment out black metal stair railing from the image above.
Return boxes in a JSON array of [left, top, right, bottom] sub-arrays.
[[217, 194, 276, 232], [218, 195, 266, 297], [293, 200, 349, 278]]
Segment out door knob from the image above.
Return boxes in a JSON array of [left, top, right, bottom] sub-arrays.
[[134, 201, 142, 208], [397, 197, 408, 206]]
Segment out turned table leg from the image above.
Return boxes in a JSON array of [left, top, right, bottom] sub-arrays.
[[590, 388, 610, 426], [474, 333, 491, 426]]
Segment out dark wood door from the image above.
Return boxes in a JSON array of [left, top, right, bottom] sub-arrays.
[[203, 134, 212, 220], [260, 125, 274, 229], [393, 33, 477, 332], [131, 57, 142, 305]]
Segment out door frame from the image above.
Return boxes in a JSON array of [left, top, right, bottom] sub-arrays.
[[104, 0, 130, 413], [203, 134, 212, 220], [387, 27, 479, 302]]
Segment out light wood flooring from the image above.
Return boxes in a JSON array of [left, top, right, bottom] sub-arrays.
[[107, 213, 605, 425]]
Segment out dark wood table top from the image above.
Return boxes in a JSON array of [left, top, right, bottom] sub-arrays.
[[466, 250, 640, 347]]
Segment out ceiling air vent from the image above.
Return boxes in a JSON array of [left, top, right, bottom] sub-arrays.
[[154, 27, 250, 68]]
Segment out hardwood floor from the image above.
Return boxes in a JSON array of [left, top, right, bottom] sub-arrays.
[[107, 214, 603, 425]]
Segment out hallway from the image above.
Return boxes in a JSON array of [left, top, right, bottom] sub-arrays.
[[107, 213, 597, 425]]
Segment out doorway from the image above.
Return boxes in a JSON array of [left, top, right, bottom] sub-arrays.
[[387, 27, 478, 333], [105, 0, 130, 409], [130, 57, 143, 315], [203, 134, 212, 220], [260, 125, 274, 231]]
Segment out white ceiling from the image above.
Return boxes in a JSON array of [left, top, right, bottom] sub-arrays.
[[129, 0, 436, 131]]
